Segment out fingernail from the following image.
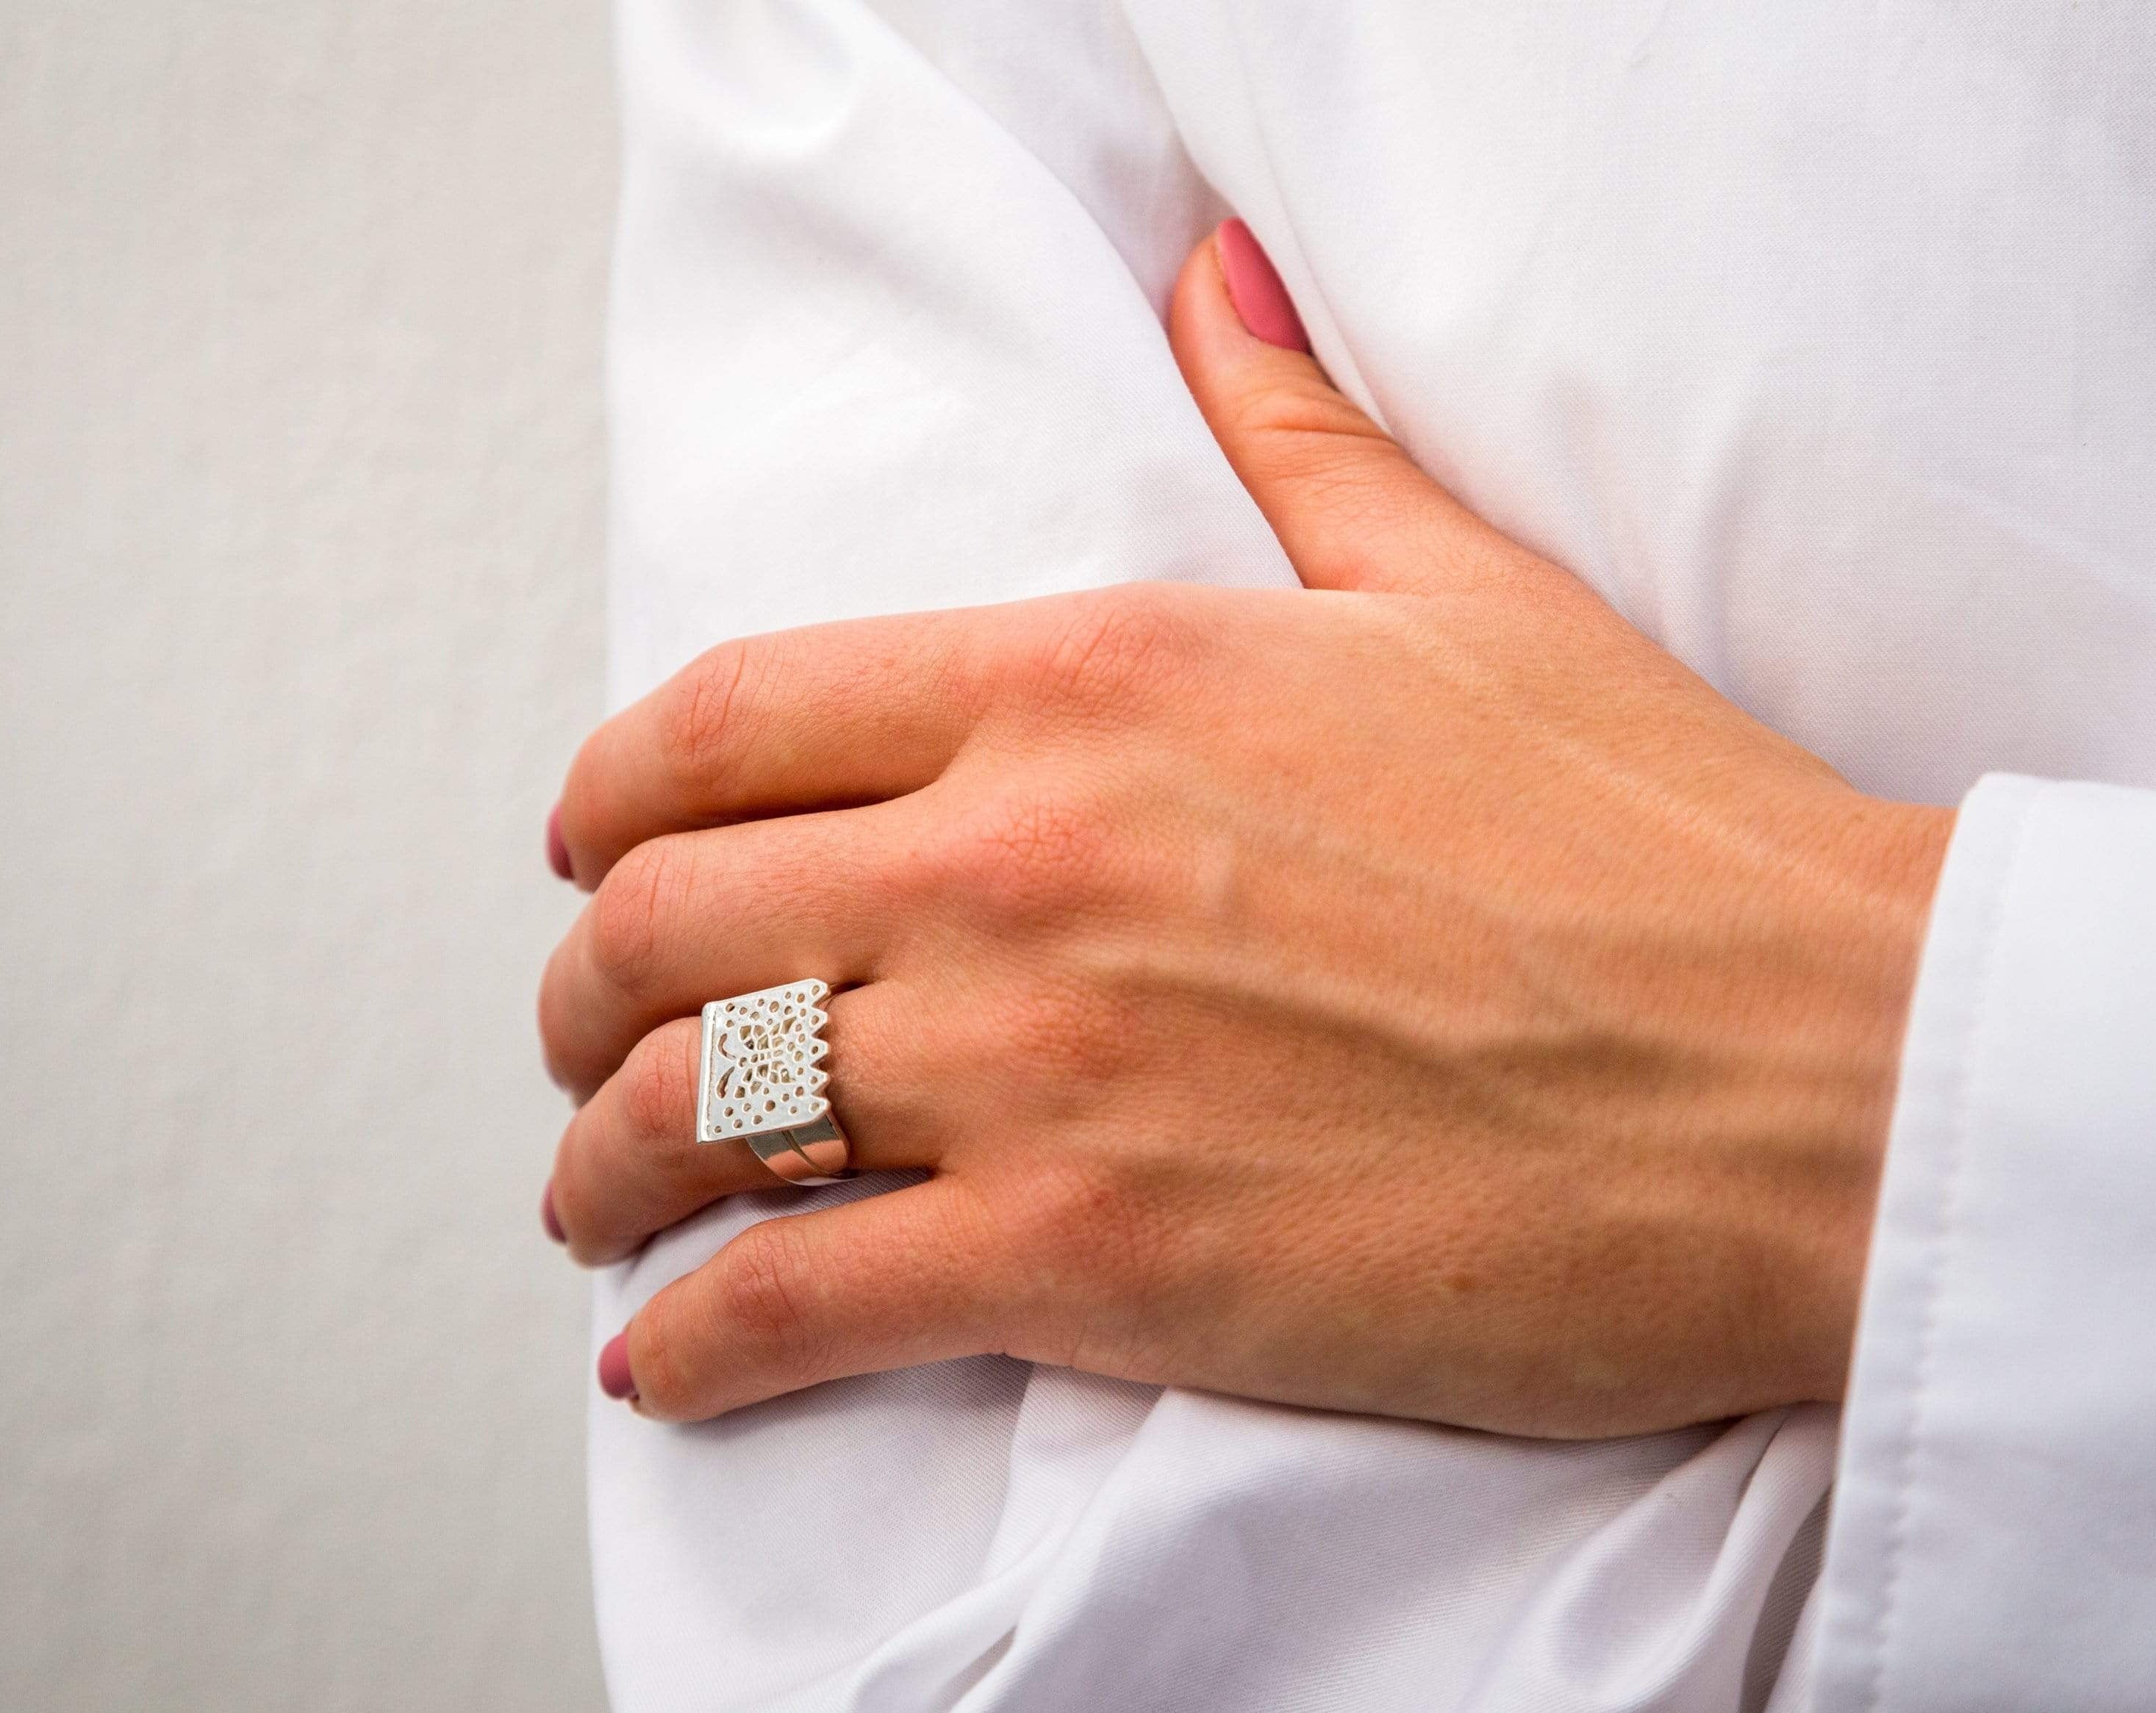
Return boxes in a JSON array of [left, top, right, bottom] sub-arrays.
[[597, 1332, 637, 1401], [542, 1181, 565, 1245], [1217, 218, 1311, 353], [545, 804, 572, 881]]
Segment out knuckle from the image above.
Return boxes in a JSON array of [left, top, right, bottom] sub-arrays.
[[821, 991, 918, 1113], [1006, 1157, 1117, 1263], [1261, 447, 1390, 525], [715, 1219, 825, 1380], [587, 840, 678, 994], [662, 639, 760, 785], [992, 1159, 1162, 1363], [1028, 586, 1205, 713], [534, 962, 576, 1087], [624, 1022, 695, 1141], [1233, 399, 1417, 529], [936, 974, 1120, 1103], [1012, 981, 1130, 1089], [632, 1290, 700, 1415], [1230, 371, 1380, 447], [553, 763, 595, 869], [930, 786, 1117, 923], [545, 1133, 583, 1234]]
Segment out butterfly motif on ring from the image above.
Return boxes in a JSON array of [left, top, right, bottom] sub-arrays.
[[700, 983, 831, 1141]]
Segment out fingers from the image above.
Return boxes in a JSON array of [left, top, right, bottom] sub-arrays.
[[1167, 220, 1524, 597], [537, 798, 920, 1102], [556, 608, 998, 888], [615, 1179, 1020, 1421], [549, 990, 945, 1265]]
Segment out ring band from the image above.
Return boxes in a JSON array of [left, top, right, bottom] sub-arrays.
[[695, 980, 851, 1185]]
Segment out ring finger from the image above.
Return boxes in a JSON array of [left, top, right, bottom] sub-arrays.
[[538, 797, 923, 1102], [548, 985, 943, 1265]]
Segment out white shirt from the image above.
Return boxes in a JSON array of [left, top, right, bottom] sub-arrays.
[[592, 4, 2156, 1707]]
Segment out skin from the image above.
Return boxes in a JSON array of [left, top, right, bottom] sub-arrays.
[[539, 227, 1953, 1437]]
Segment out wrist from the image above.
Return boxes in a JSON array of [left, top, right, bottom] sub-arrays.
[[1789, 787, 1955, 1398]]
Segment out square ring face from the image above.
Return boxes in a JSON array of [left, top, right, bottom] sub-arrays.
[[696, 981, 832, 1145]]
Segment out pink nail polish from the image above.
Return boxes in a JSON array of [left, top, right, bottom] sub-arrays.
[[598, 1332, 637, 1401], [1216, 218, 1311, 353], [546, 804, 572, 882], [542, 1181, 565, 1244]]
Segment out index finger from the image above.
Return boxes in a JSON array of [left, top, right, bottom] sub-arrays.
[[556, 607, 995, 888]]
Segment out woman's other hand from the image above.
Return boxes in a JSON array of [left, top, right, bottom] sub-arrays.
[[536, 223, 1952, 1437]]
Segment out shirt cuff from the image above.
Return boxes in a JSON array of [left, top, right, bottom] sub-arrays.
[[1811, 774, 2156, 1710]]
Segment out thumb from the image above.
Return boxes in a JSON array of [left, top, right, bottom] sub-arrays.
[[1169, 220, 1501, 596]]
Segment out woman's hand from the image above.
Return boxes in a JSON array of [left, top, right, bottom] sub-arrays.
[[538, 223, 1952, 1437]]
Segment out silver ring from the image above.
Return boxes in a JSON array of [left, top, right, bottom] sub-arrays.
[[695, 980, 851, 1185]]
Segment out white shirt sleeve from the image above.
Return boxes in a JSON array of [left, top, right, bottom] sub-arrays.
[[1812, 775, 2156, 1710]]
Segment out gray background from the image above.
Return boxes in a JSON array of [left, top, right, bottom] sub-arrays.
[[2, 2, 614, 1707]]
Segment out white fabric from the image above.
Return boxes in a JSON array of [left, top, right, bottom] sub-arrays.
[[592, 3, 2156, 1708], [1817, 776, 2156, 1711]]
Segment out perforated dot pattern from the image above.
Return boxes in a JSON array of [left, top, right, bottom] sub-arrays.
[[696, 980, 831, 1143]]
